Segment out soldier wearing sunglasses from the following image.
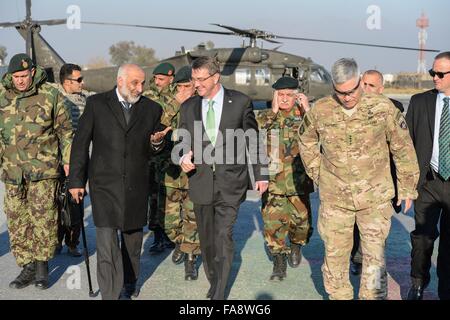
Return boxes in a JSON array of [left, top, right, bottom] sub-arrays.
[[406, 51, 450, 300]]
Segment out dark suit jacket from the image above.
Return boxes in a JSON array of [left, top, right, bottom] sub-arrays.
[[69, 88, 162, 231], [405, 89, 438, 188], [177, 87, 268, 206]]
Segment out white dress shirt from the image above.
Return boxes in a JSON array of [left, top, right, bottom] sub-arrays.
[[430, 92, 450, 172], [202, 85, 224, 144]]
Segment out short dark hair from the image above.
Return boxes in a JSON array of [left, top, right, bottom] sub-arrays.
[[191, 56, 220, 76], [59, 63, 81, 84], [435, 51, 450, 62]]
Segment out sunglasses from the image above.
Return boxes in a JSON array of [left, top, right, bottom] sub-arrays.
[[67, 76, 84, 83], [334, 78, 360, 97], [429, 69, 450, 79]]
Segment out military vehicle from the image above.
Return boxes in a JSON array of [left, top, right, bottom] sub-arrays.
[[1, 0, 439, 103]]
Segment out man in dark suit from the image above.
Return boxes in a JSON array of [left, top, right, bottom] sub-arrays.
[[406, 51, 450, 300], [176, 56, 268, 300], [68, 64, 167, 300], [349, 70, 405, 276]]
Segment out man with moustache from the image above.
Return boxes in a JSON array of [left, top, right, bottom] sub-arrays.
[[68, 64, 167, 300]]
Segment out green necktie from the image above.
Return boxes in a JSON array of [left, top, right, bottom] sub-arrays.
[[439, 97, 450, 180], [206, 99, 216, 145]]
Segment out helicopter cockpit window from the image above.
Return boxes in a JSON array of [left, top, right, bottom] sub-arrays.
[[235, 69, 251, 86], [310, 68, 327, 83], [255, 68, 270, 86]]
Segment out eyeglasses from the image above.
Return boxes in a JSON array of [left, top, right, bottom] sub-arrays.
[[429, 69, 450, 79], [334, 78, 360, 97], [191, 73, 217, 83], [67, 76, 83, 83]]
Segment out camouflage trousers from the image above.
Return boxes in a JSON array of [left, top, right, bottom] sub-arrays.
[[159, 186, 200, 255], [318, 201, 393, 300], [4, 179, 59, 267], [261, 193, 313, 254]]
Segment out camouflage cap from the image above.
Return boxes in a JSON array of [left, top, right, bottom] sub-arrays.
[[272, 76, 298, 90], [174, 66, 192, 83], [153, 62, 175, 76], [7, 53, 34, 74]]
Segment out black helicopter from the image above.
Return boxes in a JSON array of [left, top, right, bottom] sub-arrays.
[[0, 0, 440, 103]]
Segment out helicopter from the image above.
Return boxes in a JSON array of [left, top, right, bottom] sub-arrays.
[[0, 0, 440, 103]]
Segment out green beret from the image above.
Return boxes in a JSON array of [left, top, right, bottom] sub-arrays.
[[7, 53, 34, 74], [174, 66, 191, 83], [272, 76, 299, 90], [153, 62, 175, 76]]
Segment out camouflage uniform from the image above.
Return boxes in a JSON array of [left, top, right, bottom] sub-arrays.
[[257, 108, 314, 254], [51, 83, 93, 251], [146, 85, 200, 255], [0, 66, 73, 267], [298, 93, 419, 300]]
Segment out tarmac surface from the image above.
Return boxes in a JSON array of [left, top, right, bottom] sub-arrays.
[[0, 94, 441, 300]]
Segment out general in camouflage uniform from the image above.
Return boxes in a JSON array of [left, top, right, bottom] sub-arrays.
[[0, 54, 73, 290], [257, 77, 313, 281], [142, 62, 177, 253], [298, 58, 419, 300], [158, 66, 200, 280]]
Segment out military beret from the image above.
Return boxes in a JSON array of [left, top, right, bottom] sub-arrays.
[[153, 62, 175, 76], [272, 76, 299, 90], [174, 66, 191, 83], [7, 53, 34, 74]]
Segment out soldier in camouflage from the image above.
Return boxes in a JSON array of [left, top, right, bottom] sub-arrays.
[[0, 53, 73, 290], [143, 62, 176, 254], [52, 63, 93, 258], [257, 76, 314, 281], [159, 66, 201, 280], [298, 58, 419, 300]]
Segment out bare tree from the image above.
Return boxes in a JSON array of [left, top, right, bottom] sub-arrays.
[[0, 46, 7, 66], [109, 41, 158, 66]]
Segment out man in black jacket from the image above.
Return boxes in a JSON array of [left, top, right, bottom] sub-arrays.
[[177, 56, 268, 300], [406, 51, 450, 300], [68, 64, 167, 300]]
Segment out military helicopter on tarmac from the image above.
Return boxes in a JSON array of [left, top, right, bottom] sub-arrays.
[[0, 0, 440, 103]]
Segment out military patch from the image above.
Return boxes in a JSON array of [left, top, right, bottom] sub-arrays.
[[303, 115, 311, 128], [298, 124, 305, 136], [399, 120, 408, 130], [21, 59, 28, 69]]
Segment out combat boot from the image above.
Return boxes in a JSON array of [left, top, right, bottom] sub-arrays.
[[184, 254, 198, 281], [270, 254, 287, 281], [9, 262, 36, 289], [172, 243, 185, 264], [35, 261, 49, 289], [148, 227, 164, 255], [288, 243, 302, 268]]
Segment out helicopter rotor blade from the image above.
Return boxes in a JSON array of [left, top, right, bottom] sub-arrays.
[[275, 35, 440, 52], [0, 22, 22, 28], [82, 21, 234, 36], [35, 19, 67, 26], [25, 0, 31, 21]]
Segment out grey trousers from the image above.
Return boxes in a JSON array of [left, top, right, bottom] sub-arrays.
[[96, 227, 143, 300]]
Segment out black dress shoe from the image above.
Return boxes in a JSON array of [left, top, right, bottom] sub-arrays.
[[288, 243, 302, 268], [350, 261, 362, 276], [162, 232, 175, 249], [407, 285, 425, 300], [35, 261, 49, 290], [184, 254, 198, 281], [206, 285, 216, 299], [149, 229, 164, 255], [121, 282, 139, 299], [68, 247, 82, 257], [172, 244, 185, 265], [9, 262, 36, 289]]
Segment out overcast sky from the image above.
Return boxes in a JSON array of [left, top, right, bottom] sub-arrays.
[[1, 0, 448, 73]]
